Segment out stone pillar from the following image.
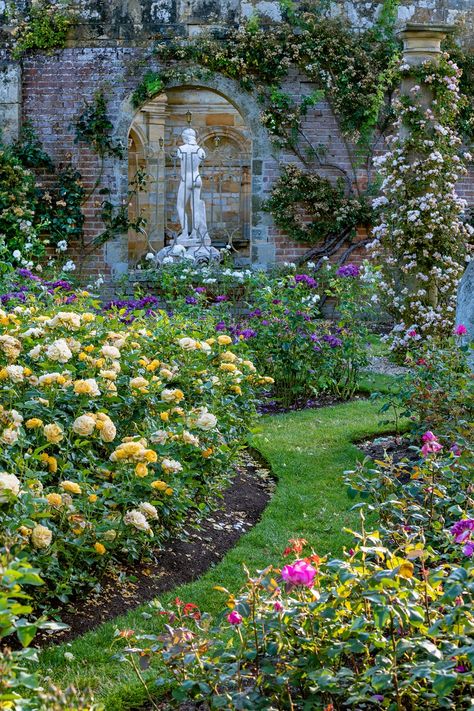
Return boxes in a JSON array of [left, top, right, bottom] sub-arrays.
[[0, 61, 21, 143], [398, 23, 453, 121], [397, 24, 454, 308], [141, 94, 168, 251]]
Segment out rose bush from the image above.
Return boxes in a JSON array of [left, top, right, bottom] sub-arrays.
[[116, 337, 474, 709], [0, 284, 269, 604]]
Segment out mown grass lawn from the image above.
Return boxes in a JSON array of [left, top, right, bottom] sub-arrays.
[[37, 394, 399, 709]]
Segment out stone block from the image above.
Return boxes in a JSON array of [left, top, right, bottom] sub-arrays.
[[456, 261, 474, 368], [205, 113, 235, 126]]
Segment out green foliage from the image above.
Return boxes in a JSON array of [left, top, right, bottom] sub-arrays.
[[131, 71, 165, 109], [265, 164, 371, 244], [74, 90, 124, 160], [0, 144, 49, 266], [10, 0, 77, 60]]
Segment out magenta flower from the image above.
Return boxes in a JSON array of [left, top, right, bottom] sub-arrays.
[[451, 519, 474, 543], [273, 601, 283, 612], [454, 324, 467, 336], [407, 329, 417, 337], [227, 610, 243, 625], [421, 441, 443, 457], [422, 431, 437, 443], [281, 559, 317, 587]]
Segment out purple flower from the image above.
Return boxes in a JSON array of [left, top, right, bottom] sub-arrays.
[[294, 274, 318, 288], [237, 328, 257, 340], [194, 286, 206, 293], [451, 519, 474, 544], [185, 296, 198, 305], [455, 324, 467, 336], [272, 299, 282, 305], [455, 664, 468, 673], [215, 321, 227, 332], [336, 263, 360, 277], [215, 295, 228, 302], [323, 334, 343, 348], [17, 268, 41, 281]]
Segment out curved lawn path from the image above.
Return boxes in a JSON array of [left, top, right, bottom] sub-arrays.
[[37, 398, 393, 710]]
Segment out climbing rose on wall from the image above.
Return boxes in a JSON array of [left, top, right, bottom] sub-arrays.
[[369, 55, 473, 350]]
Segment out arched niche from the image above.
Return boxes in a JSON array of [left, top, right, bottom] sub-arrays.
[[127, 85, 254, 265]]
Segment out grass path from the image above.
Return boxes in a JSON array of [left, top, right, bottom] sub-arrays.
[[37, 396, 395, 709]]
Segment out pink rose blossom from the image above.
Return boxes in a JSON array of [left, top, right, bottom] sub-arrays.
[[227, 610, 243, 625], [421, 441, 443, 457], [281, 559, 317, 587], [454, 324, 467, 336]]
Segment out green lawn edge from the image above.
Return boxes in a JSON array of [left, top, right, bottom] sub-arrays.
[[36, 395, 399, 709]]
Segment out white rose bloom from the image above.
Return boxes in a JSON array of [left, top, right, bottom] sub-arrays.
[[0, 472, 21, 501], [13, 250, 22, 260], [101, 344, 121, 359], [138, 502, 158, 520], [6, 365, 24, 382], [72, 414, 96, 436], [124, 509, 151, 532], [28, 345, 42, 360], [31, 524, 53, 549], [150, 430, 169, 445], [195, 410, 217, 431], [46, 338, 73, 363], [1, 428, 19, 445], [178, 337, 197, 351]]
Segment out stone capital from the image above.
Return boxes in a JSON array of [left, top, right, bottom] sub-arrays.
[[398, 23, 455, 65]]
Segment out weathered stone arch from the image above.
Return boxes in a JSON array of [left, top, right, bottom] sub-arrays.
[[106, 71, 277, 277]]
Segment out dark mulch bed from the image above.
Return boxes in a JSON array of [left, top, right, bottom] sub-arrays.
[[358, 434, 418, 464], [34, 451, 275, 648], [258, 391, 367, 415]]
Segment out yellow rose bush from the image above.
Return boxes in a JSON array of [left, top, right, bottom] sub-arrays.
[[0, 292, 266, 604]]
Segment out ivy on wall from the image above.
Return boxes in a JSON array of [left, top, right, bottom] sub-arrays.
[[9, 0, 77, 60]]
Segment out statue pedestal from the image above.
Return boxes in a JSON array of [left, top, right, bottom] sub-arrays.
[[155, 240, 221, 266]]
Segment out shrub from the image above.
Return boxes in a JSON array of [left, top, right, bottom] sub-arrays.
[[133, 260, 377, 405], [0, 278, 268, 604]]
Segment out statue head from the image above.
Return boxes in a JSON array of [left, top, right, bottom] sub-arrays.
[[181, 128, 198, 145]]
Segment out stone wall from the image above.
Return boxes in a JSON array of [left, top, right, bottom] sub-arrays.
[[1, 0, 473, 279]]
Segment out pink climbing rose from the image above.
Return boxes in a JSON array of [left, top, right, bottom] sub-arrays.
[[281, 559, 317, 587], [227, 610, 243, 625]]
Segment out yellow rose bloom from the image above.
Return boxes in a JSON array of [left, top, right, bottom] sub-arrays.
[[160, 411, 170, 422], [150, 480, 167, 491], [220, 363, 237, 372], [88, 494, 98, 503], [231, 385, 243, 395], [43, 423, 64, 444], [78, 352, 88, 361], [146, 359, 160, 372], [61, 480, 82, 495], [84, 345, 95, 353], [26, 418, 43, 429], [94, 542, 106, 555], [144, 449, 158, 463], [47, 493, 63, 507], [165, 487, 173, 496], [135, 462, 148, 478], [217, 335, 232, 345], [82, 313, 95, 323], [47, 456, 58, 474]]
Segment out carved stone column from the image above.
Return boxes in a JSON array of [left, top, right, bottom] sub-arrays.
[[140, 93, 168, 251]]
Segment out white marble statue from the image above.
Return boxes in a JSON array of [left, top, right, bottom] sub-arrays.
[[154, 126, 220, 265], [176, 128, 210, 245]]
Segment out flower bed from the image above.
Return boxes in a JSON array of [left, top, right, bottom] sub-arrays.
[[0, 288, 270, 605], [127, 260, 380, 406], [116, 338, 474, 709]]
